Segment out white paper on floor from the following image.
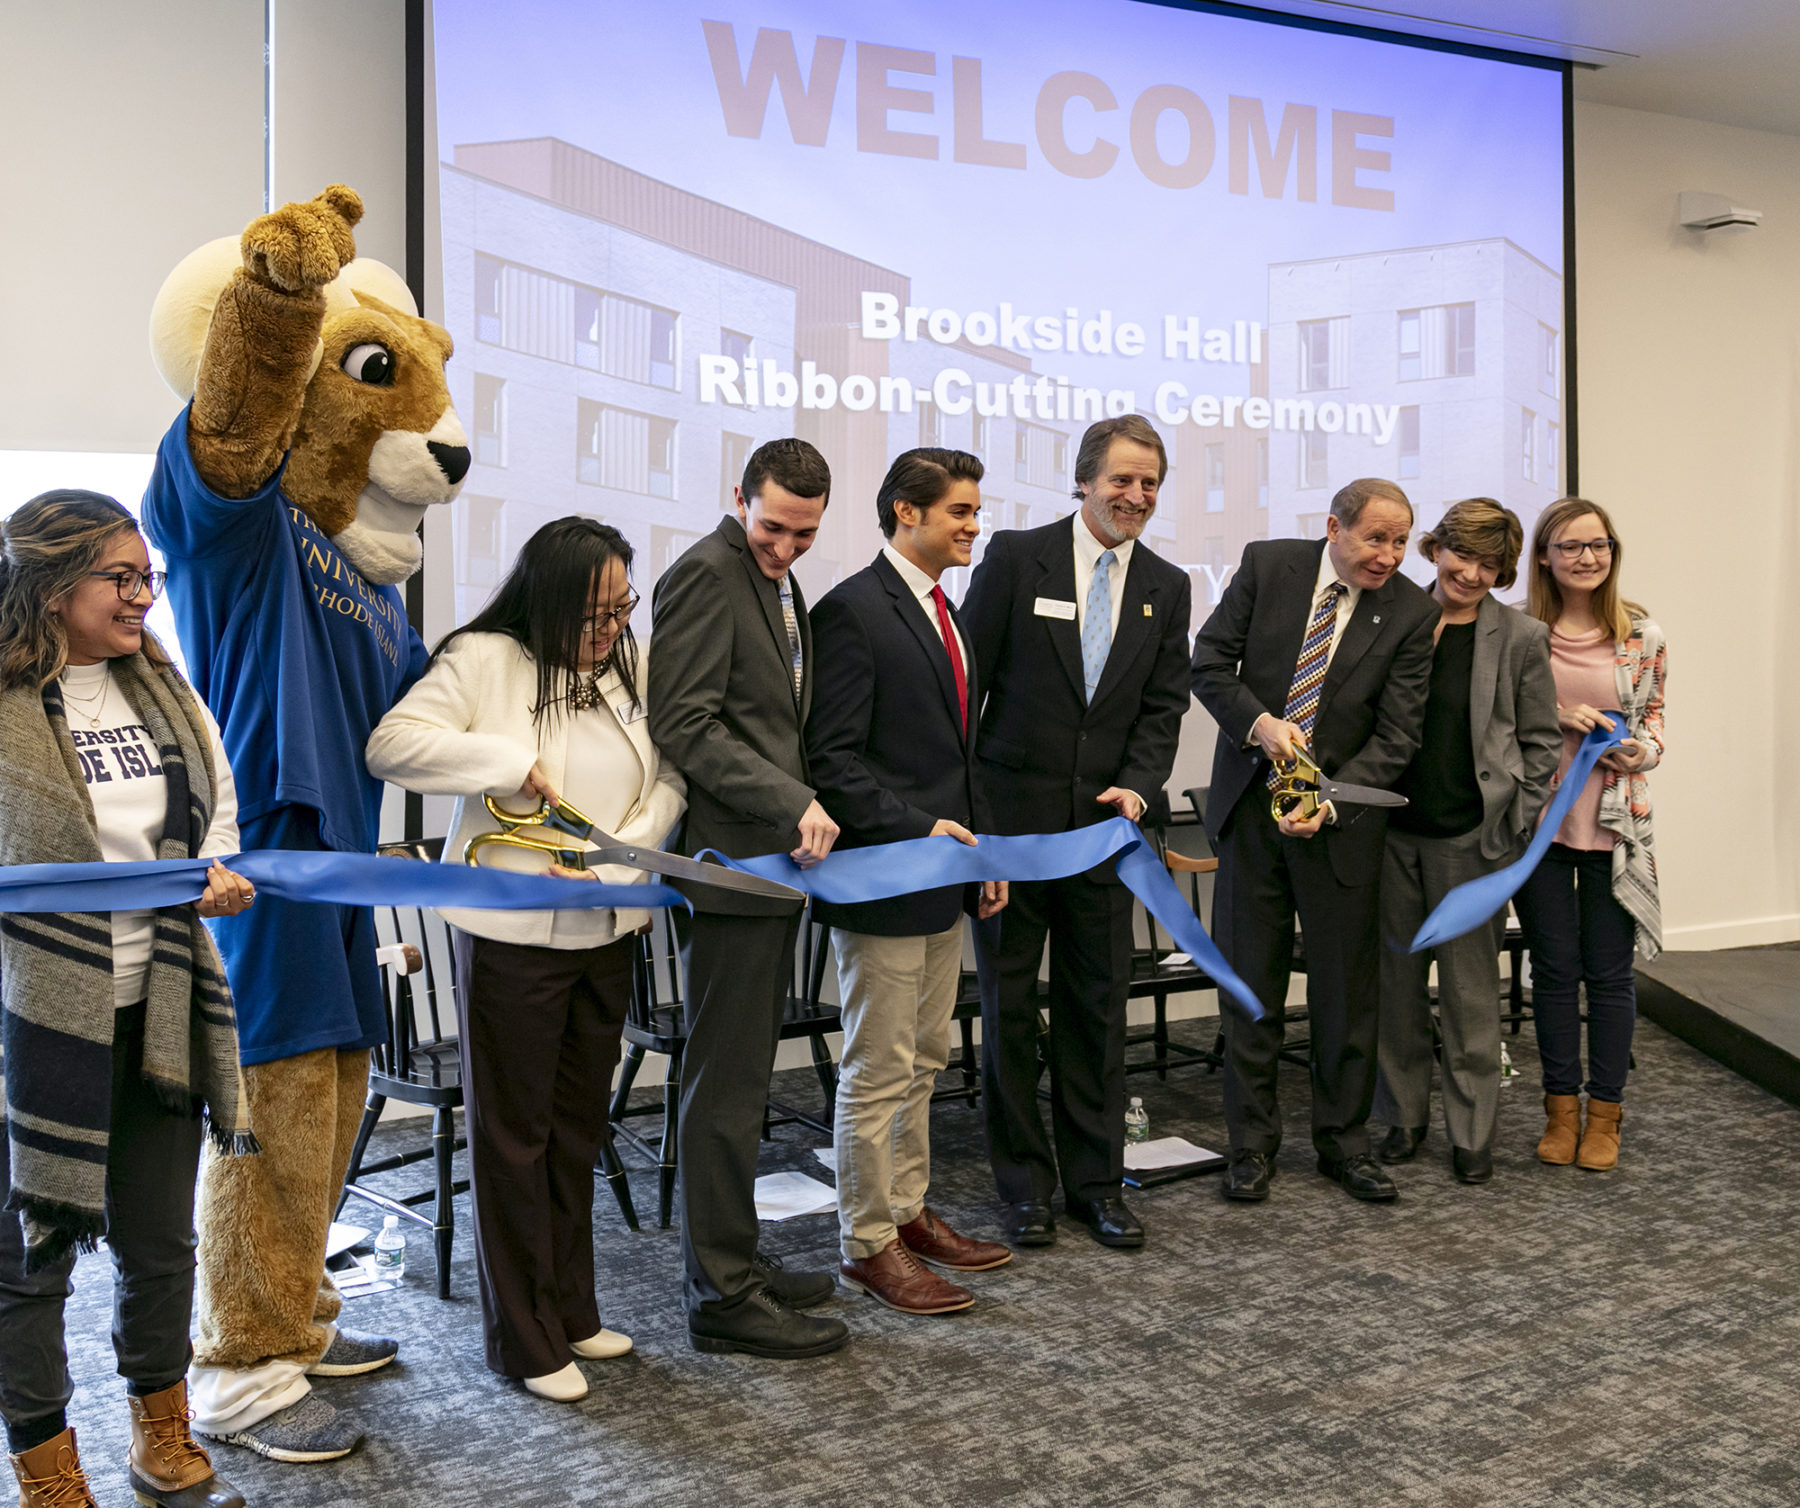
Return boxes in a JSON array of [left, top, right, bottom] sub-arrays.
[[1123, 1135, 1219, 1171], [335, 1254, 402, 1299], [811, 1146, 837, 1173], [326, 1221, 369, 1259], [753, 1171, 838, 1221], [1157, 952, 1192, 969]]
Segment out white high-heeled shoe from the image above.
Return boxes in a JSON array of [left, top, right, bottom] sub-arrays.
[[569, 1328, 633, 1360], [523, 1362, 588, 1402]]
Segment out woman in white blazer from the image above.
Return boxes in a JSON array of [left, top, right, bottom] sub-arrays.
[[367, 518, 684, 1404]]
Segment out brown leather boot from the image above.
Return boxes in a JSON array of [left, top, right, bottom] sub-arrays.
[[1577, 1098, 1623, 1171], [1537, 1093, 1580, 1165], [126, 1380, 246, 1508], [9, 1427, 97, 1508], [840, 1238, 974, 1315]]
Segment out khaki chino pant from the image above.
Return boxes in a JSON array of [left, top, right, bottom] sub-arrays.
[[831, 924, 963, 1261]]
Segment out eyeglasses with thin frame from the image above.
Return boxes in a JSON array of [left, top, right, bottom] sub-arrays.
[[88, 569, 168, 601], [1547, 538, 1616, 560], [583, 595, 640, 631]]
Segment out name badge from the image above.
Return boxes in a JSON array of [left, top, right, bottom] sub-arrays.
[[1033, 597, 1077, 620], [616, 700, 648, 725]]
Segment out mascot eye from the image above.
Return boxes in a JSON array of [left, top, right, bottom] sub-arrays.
[[340, 343, 396, 386]]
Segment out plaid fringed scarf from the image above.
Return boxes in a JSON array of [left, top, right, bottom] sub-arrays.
[[0, 637, 254, 1270]]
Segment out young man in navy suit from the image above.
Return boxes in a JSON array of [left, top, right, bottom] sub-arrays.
[[960, 416, 1192, 1250], [806, 449, 1011, 1315]]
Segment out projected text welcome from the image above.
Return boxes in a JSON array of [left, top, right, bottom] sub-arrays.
[[703, 21, 1395, 209]]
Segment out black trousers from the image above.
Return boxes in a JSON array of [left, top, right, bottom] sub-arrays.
[[975, 875, 1133, 1206], [1214, 795, 1381, 1161], [0, 1002, 203, 1435], [452, 930, 634, 1379], [675, 907, 804, 1317]]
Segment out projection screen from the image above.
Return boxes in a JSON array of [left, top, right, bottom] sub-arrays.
[[428, 0, 1568, 634]]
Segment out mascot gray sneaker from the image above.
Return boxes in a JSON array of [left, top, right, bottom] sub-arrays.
[[198, 1393, 362, 1465]]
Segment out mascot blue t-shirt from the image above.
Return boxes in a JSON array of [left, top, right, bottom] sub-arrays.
[[144, 407, 428, 1064]]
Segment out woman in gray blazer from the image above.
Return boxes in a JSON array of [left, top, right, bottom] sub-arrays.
[[1373, 499, 1561, 1184]]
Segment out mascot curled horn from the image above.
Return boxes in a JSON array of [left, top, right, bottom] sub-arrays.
[[143, 185, 464, 1459]]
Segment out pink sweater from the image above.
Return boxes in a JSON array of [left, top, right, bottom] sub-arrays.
[[1548, 626, 1616, 851]]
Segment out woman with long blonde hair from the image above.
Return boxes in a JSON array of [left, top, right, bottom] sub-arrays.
[[1514, 496, 1666, 1173]]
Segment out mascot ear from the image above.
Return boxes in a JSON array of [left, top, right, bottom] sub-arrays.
[[148, 235, 245, 400], [323, 258, 417, 319]]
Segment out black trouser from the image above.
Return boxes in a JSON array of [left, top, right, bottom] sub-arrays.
[[452, 930, 635, 1379], [975, 875, 1133, 1206], [0, 1002, 203, 1450], [675, 907, 804, 1318], [1214, 796, 1381, 1162], [1512, 844, 1638, 1102]]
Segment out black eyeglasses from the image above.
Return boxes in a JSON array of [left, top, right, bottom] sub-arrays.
[[583, 596, 640, 631], [88, 569, 167, 601], [1548, 538, 1616, 560]]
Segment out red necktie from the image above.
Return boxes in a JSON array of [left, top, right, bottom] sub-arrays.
[[931, 585, 968, 735]]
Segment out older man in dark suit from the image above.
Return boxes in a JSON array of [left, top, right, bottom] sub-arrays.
[[649, 438, 848, 1359], [961, 415, 1192, 1250], [807, 447, 1011, 1316], [1191, 477, 1437, 1204]]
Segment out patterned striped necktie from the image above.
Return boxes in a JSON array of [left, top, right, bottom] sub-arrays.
[[1266, 582, 1346, 792], [777, 576, 803, 702]]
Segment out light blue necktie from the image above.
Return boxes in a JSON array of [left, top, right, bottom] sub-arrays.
[[1081, 549, 1116, 703]]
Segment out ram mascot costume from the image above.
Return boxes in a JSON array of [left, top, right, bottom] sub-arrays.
[[145, 186, 464, 1461]]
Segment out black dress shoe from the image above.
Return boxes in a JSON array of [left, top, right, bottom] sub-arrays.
[[1222, 1150, 1275, 1202], [1452, 1146, 1494, 1184], [753, 1251, 836, 1308], [1063, 1194, 1145, 1248], [999, 1201, 1056, 1247], [1317, 1152, 1399, 1202], [1379, 1125, 1427, 1164], [689, 1289, 849, 1359]]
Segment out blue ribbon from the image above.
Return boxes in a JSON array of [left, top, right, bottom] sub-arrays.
[[0, 819, 1264, 1020], [711, 817, 1264, 1022], [1409, 713, 1628, 952]]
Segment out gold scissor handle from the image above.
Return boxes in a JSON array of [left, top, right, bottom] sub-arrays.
[[1269, 745, 1324, 824], [465, 793, 596, 869]]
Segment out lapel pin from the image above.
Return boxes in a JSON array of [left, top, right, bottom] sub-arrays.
[[1143, 604, 1153, 617], [1372, 615, 1382, 625]]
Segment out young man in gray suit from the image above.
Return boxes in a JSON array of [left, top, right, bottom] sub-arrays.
[[648, 439, 849, 1358]]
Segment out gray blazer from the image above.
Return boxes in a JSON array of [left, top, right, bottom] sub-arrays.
[[1468, 593, 1561, 859], [648, 515, 815, 914]]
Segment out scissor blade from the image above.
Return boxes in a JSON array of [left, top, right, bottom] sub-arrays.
[[584, 843, 805, 902], [1317, 777, 1409, 809]]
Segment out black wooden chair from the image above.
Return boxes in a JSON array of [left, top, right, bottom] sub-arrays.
[[338, 839, 470, 1300], [610, 905, 842, 1228], [1123, 799, 1226, 1078]]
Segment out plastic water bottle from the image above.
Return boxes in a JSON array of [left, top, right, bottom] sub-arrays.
[[1499, 1042, 1516, 1087], [1124, 1097, 1150, 1142], [372, 1215, 406, 1280]]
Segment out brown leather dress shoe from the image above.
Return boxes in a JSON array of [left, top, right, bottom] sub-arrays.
[[840, 1239, 975, 1315], [897, 1207, 1013, 1271]]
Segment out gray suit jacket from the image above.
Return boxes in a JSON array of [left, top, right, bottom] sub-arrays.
[[648, 515, 814, 914], [1468, 594, 1561, 860]]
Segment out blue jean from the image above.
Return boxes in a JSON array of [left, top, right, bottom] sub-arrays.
[[1514, 844, 1637, 1102]]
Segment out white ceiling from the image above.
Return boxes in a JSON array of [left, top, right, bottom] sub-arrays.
[[1241, 0, 1800, 138]]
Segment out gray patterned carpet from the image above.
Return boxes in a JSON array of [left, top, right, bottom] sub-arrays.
[[50, 1014, 1800, 1507]]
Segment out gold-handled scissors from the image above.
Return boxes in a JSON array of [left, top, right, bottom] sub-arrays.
[[1269, 747, 1409, 824], [465, 794, 804, 902]]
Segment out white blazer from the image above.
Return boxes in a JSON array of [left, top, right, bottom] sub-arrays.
[[366, 632, 687, 947]]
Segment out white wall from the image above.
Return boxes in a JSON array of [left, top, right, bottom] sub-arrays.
[[1571, 100, 1800, 948]]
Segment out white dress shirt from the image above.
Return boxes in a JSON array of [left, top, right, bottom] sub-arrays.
[[1072, 511, 1133, 638], [882, 544, 968, 667]]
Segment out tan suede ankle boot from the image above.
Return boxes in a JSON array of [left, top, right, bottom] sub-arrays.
[[126, 1380, 245, 1508], [1577, 1098, 1623, 1171], [8, 1426, 97, 1508], [1537, 1093, 1580, 1164]]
